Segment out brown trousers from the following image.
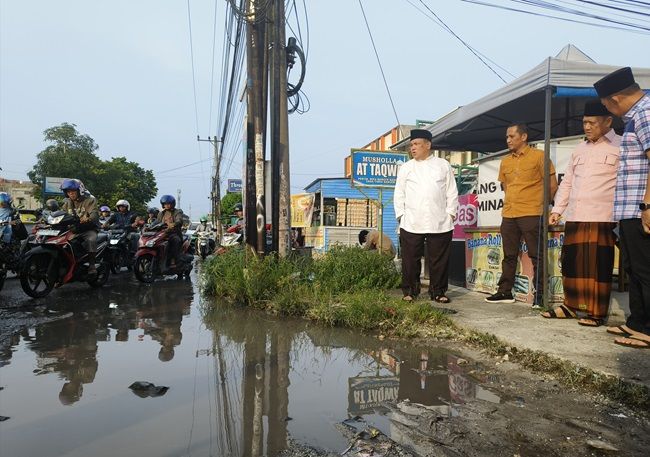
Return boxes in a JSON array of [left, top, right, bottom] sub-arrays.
[[400, 229, 452, 298], [497, 216, 543, 301]]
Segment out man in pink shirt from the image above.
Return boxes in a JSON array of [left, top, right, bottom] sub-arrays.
[[543, 100, 621, 326]]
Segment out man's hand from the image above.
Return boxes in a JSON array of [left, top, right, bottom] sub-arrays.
[[80, 215, 89, 223], [642, 208, 650, 235], [549, 212, 561, 225], [450, 214, 456, 222]]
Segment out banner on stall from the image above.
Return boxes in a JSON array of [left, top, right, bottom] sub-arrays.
[[453, 194, 478, 240], [290, 193, 315, 228], [477, 140, 577, 227], [464, 229, 564, 303], [350, 150, 408, 188]]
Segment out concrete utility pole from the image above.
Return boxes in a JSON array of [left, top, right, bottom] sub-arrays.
[[269, 0, 291, 257], [177, 188, 181, 211], [198, 136, 223, 242], [245, 0, 268, 255]]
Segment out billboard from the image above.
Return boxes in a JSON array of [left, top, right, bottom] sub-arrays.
[[43, 177, 69, 195], [350, 150, 408, 188], [227, 179, 243, 193]]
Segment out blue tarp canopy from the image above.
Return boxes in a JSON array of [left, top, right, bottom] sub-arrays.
[[408, 45, 650, 153]]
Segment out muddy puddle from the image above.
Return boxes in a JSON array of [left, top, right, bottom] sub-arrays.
[[0, 274, 648, 456]]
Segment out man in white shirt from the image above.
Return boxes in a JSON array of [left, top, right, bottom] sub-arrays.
[[394, 129, 459, 303]]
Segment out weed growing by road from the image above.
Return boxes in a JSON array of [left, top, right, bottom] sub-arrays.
[[201, 246, 445, 336]]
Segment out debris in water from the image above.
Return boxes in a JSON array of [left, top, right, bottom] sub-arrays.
[[609, 412, 628, 419], [0, 416, 9, 422], [128, 381, 169, 398], [514, 396, 525, 408], [108, 303, 118, 309], [586, 439, 619, 452]]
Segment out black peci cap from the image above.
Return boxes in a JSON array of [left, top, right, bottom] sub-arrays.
[[583, 99, 611, 117], [410, 129, 432, 142], [594, 67, 636, 98]]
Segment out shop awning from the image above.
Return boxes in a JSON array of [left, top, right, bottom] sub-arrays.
[[399, 45, 650, 153]]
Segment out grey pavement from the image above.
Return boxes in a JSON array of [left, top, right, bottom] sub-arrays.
[[442, 285, 650, 389]]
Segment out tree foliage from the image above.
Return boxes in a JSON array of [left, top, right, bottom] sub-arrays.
[[28, 123, 157, 214], [221, 192, 242, 217]]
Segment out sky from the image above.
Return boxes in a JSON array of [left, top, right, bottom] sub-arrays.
[[1, 0, 649, 218]]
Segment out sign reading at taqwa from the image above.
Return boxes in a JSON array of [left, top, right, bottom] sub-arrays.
[[44, 177, 70, 195], [350, 150, 408, 188], [348, 376, 399, 415], [227, 179, 243, 193]]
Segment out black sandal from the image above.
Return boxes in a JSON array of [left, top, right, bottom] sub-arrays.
[[433, 295, 451, 304]]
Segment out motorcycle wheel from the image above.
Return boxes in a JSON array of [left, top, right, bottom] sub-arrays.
[[0, 267, 6, 291], [88, 261, 110, 288], [134, 254, 155, 283], [20, 254, 54, 298], [111, 251, 127, 274]]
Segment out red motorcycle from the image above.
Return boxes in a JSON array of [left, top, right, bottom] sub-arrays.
[[19, 211, 111, 298], [134, 222, 193, 283]]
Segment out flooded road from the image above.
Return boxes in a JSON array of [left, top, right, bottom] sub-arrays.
[[1, 270, 648, 457]]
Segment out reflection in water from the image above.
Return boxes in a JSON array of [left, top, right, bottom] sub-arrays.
[[0, 277, 500, 457], [201, 305, 501, 456]]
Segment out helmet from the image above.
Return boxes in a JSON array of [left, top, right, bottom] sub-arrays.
[[115, 199, 130, 211], [160, 195, 176, 208], [147, 207, 159, 216], [60, 178, 81, 193], [358, 229, 369, 245], [46, 199, 59, 211], [233, 203, 243, 212], [200, 215, 208, 223], [99, 205, 110, 212], [0, 192, 11, 206]]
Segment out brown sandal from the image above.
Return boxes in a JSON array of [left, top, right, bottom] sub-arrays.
[[578, 317, 604, 327], [541, 304, 576, 319], [614, 336, 650, 349]]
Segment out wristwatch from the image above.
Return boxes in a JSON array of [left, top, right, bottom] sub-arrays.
[[640, 203, 650, 211]]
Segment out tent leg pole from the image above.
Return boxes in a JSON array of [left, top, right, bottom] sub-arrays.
[[542, 85, 552, 308]]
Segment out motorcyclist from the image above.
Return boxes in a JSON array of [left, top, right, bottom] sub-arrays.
[[40, 199, 60, 222], [60, 179, 100, 275], [99, 206, 111, 226], [0, 192, 15, 244], [196, 215, 211, 233], [146, 207, 159, 225], [103, 199, 139, 253], [233, 203, 244, 228], [155, 195, 183, 267]]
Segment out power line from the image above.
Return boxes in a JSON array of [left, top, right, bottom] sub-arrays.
[[208, 0, 220, 134], [358, 0, 402, 128]]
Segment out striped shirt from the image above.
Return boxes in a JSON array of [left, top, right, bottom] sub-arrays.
[[613, 94, 650, 221]]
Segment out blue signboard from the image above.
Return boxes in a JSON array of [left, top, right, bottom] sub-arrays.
[[227, 179, 243, 193], [350, 150, 408, 188], [43, 177, 69, 195]]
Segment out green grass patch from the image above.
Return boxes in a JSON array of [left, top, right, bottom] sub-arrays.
[[201, 246, 449, 337]]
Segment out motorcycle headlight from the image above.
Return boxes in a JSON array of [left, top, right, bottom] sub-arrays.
[[146, 240, 155, 247], [110, 239, 119, 245], [47, 215, 64, 225]]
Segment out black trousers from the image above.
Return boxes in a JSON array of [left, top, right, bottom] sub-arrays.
[[497, 216, 543, 301], [400, 229, 452, 298], [619, 218, 650, 335]]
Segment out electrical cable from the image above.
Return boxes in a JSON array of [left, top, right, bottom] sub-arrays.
[[358, 0, 402, 128]]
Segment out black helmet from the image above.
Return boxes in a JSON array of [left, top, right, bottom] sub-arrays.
[[160, 195, 176, 208], [358, 229, 369, 245], [233, 203, 243, 212], [147, 207, 159, 217], [45, 199, 59, 211]]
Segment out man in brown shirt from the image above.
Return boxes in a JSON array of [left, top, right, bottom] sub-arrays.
[[485, 123, 558, 307], [359, 229, 396, 256]]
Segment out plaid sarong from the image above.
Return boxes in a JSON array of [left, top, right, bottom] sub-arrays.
[[561, 222, 616, 318]]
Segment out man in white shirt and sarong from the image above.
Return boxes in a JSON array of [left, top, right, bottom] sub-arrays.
[[394, 129, 459, 303]]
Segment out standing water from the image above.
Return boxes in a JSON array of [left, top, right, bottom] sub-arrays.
[[0, 274, 496, 457]]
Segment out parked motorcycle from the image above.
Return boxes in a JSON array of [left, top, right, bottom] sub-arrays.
[[134, 222, 193, 283], [196, 231, 216, 260], [0, 220, 18, 291], [19, 211, 110, 298], [105, 227, 136, 273]]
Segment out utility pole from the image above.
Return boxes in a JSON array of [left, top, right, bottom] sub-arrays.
[[177, 188, 181, 211], [198, 136, 223, 242], [245, 0, 268, 255], [269, 0, 291, 256]]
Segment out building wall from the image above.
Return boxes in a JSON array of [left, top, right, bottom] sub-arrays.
[[0, 178, 40, 210]]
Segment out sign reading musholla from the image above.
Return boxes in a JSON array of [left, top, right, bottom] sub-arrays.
[[350, 150, 408, 188], [348, 376, 399, 415]]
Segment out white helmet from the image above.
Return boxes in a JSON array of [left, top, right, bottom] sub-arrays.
[[115, 199, 130, 210]]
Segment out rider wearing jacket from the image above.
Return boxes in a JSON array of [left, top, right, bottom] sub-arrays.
[[60, 179, 99, 274], [104, 199, 139, 253], [155, 195, 184, 267]]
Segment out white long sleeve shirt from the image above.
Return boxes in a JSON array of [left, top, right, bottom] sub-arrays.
[[394, 155, 459, 234]]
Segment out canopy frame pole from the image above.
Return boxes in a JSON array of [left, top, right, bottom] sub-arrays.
[[542, 85, 553, 308]]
